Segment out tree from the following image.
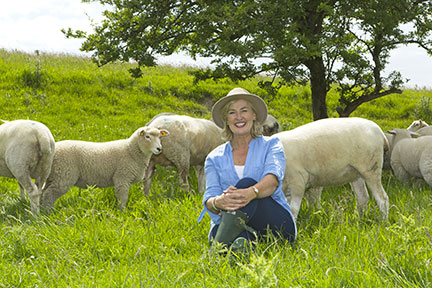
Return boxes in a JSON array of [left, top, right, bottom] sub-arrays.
[[64, 0, 432, 120]]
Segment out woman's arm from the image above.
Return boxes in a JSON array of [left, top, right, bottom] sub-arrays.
[[209, 173, 279, 212]]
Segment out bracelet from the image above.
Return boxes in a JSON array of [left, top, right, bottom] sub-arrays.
[[211, 197, 221, 213]]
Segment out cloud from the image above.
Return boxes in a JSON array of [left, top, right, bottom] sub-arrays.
[[0, 0, 104, 54]]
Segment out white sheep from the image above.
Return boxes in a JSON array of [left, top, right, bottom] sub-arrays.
[[274, 117, 389, 220], [40, 126, 168, 210], [143, 113, 224, 194], [0, 119, 55, 214], [413, 125, 432, 136], [407, 119, 429, 131], [383, 120, 430, 170], [262, 114, 282, 136], [387, 128, 432, 186]]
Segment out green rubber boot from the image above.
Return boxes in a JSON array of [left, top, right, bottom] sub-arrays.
[[214, 210, 254, 246]]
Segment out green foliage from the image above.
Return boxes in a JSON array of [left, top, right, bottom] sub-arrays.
[[0, 50, 431, 287], [64, 0, 432, 119], [414, 95, 432, 124]]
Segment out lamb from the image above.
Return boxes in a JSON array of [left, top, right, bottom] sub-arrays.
[[407, 119, 429, 131], [143, 113, 224, 194], [40, 126, 168, 210], [413, 125, 432, 136], [383, 120, 429, 170], [262, 114, 282, 136], [0, 119, 55, 214], [387, 128, 432, 186], [274, 117, 389, 220]]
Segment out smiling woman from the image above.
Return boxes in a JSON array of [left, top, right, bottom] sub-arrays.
[[198, 88, 297, 252]]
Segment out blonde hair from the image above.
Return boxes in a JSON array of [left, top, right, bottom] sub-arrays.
[[220, 99, 263, 141]]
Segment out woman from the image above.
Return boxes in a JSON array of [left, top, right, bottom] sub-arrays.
[[198, 87, 296, 248]]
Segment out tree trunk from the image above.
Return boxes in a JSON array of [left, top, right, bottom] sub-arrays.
[[307, 57, 329, 120]]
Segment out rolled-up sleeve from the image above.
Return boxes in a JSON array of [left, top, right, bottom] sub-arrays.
[[197, 153, 222, 223], [263, 137, 286, 185]]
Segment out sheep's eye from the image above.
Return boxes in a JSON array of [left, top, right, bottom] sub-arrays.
[[145, 135, 151, 140]]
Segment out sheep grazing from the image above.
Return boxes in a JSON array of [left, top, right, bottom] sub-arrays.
[[407, 119, 429, 132], [143, 113, 224, 194], [40, 126, 168, 210], [0, 119, 55, 214], [274, 117, 389, 220], [262, 114, 282, 136], [387, 128, 432, 186]]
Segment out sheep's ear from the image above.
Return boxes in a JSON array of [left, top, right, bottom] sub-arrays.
[[160, 129, 169, 137], [411, 132, 420, 138], [139, 129, 146, 136]]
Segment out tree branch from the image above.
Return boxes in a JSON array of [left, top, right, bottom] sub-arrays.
[[336, 87, 402, 117]]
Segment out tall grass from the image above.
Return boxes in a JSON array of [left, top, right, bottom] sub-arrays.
[[0, 49, 431, 287]]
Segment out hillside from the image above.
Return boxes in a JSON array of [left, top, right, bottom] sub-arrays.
[[2, 49, 432, 136]]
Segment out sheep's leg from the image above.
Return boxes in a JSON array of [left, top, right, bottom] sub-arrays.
[[305, 187, 323, 208], [142, 159, 156, 195], [16, 175, 40, 214], [9, 164, 40, 213], [18, 183, 26, 200], [350, 178, 369, 217], [114, 183, 131, 209], [283, 178, 307, 220], [40, 182, 71, 211], [362, 171, 389, 221], [194, 165, 206, 194], [173, 155, 190, 191]]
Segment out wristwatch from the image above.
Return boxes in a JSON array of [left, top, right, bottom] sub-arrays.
[[252, 186, 259, 196]]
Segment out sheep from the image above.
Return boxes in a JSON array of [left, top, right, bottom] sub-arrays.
[[0, 119, 55, 214], [262, 114, 282, 136], [40, 126, 168, 210], [383, 120, 429, 170], [407, 119, 429, 132], [273, 117, 389, 220], [143, 113, 224, 194], [387, 128, 432, 186], [413, 125, 432, 136]]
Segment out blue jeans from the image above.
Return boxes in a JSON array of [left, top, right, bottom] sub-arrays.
[[210, 177, 296, 243]]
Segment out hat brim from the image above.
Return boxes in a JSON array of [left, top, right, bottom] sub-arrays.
[[211, 93, 268, 129]]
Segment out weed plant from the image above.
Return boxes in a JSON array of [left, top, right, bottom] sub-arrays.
[[0, 49, 431, 287]]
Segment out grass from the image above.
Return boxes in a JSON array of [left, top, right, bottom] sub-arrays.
[[0, 49, 431, 287]]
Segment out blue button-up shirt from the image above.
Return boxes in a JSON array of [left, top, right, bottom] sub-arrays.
[[198, 136, 292, 231]]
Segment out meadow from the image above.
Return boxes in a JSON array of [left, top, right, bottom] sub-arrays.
[[0, 49, 431, 287]]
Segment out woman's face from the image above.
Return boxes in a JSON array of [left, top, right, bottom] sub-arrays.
[[226, 99, 256, 137]]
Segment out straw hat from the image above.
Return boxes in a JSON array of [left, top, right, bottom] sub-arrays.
[[211, 88, 268, 128]]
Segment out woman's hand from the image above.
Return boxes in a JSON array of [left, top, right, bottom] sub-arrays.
[[215, 185, 257, 211]]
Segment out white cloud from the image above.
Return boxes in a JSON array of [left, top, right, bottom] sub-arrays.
[[0, 0, 104, 54]]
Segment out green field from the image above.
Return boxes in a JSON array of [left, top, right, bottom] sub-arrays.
[[0, 49, 431, 287]]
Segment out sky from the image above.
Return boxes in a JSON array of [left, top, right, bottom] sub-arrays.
[[2, 0, 432, 89]]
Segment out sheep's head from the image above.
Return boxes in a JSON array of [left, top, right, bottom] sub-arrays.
[[262, 115, 282, 136], [137, 127, 169, 155], [387, 128, 418, 146], [407, 119, 429, 132]]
